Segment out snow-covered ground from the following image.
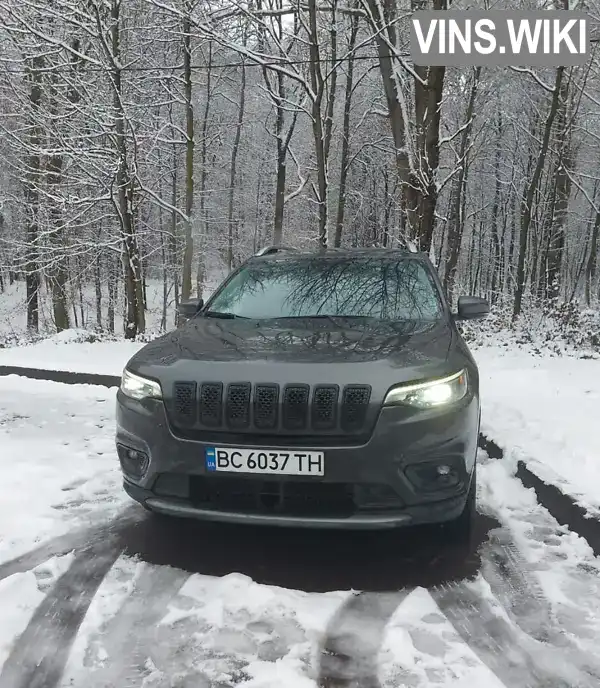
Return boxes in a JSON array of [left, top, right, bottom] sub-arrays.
[[476, 346, 600, 517], [0, 375, 126, 563], [0, 330, 143, 376], [1, 337, 600, 686]]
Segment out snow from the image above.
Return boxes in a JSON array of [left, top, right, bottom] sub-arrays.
[[61, 563, 350, 687], [476, 345, 600, 516], [0, 333, 143, 376], [378, 587, 507, 688], [477, 451, 600, 678], [0, 375, 126, 561], [0, 572, 45, 669]]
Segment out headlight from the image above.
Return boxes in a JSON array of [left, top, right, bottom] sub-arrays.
[[120, 369, 162, 401], [384, 369, 468, 409]]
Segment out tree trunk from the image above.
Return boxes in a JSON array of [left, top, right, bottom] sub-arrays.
[[273, 68, 287, 247], [181, 3, 195, 302], [585, 194, 600, 305], [227, 61, 247, 270], [334, 14, 359, 248], [513, 67, 565, 320], [161, 230, 168, 331], [78, 256, 85, 327], [171, 144, 181, 321], [107, 254, 117, 334], [307, 0, 331, 247], [364, 0, 446, 253], [412, 53, 446, 252], [24, 55, 43, 333], [95, 255, 102, 329], [543, 76, 571, 302], [46, 149, 70, 332], [490, 114, 503, 304], [110, 0, 144, 339], [443, 66, 481, 306], [197, 41, 212, 296], [167, 99, 181, 323]]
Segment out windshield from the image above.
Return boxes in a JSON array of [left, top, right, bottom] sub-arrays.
[[206, 256, 443, 321]]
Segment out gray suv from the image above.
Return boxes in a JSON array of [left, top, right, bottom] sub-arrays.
[[116, 247, 488, 539]]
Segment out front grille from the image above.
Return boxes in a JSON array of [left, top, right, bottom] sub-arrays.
[[174, 382, 196, 424], [200, 383, 223, 427], [170, 381, 372, 435], [341, 385, 371, 432], [282, 384, 309, 430], [226, 383, 251, 429], [254, 384, 279, 430], [312, 385, 339, 430]]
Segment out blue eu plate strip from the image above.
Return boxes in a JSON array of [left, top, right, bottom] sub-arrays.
[[206, 447, 216, 471]]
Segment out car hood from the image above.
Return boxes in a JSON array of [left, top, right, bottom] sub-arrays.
[[128, 317, 457, 387]]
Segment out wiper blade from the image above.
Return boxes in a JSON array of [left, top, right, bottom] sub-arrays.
[[203, 311, 249, 320]]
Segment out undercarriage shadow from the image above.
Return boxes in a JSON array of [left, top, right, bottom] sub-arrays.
[[120, 510, 499, 593]]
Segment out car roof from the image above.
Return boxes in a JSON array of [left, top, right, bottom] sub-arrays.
[[249, 246, 428, 262]]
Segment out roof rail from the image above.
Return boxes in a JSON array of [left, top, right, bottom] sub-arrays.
[[254, 245, 298, 257]]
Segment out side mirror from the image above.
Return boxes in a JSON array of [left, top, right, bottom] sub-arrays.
[[178, 298, 204, 320], [455, 295, 489, 320]]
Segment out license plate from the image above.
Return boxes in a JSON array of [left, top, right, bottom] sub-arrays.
[[205, 447, 324, 476]]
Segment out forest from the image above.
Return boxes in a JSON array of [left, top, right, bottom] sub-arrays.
[[0, 0, 598, 339]]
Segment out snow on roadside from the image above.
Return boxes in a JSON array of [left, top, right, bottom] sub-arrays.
[[475, 346, 600, 516], [0, 375, 126, 563], [478, 452, 600, 658], [0, 331, 143, 376]]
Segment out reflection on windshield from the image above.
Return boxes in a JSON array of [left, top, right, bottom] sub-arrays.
[[207, 257, 442, 322]]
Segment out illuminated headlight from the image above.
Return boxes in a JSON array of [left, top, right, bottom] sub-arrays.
[[384, 370, 468, 409], [120, 369, 162, 401]]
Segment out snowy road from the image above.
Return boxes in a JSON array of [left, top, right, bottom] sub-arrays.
[[1, 366, 600, 688]]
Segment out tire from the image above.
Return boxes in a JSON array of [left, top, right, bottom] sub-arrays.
[[444, 464, 476, 546]]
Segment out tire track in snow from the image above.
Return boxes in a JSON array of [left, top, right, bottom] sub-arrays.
[[0, 506, 140, 583], [480, 531, 555, 643], [317, 512, 497, 688], [480, 532, 600, 685], [0, 537, 122, 688], [478, 434, 600, 557], [75, 564, 190, 687], [431, 578, 598, 688]]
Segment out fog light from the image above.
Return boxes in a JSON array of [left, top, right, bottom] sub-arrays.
[[405, 461, 462, 493], [117, 444, 149, 478]]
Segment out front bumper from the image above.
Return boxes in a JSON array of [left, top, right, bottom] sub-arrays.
[[116, 390, 479, 530]]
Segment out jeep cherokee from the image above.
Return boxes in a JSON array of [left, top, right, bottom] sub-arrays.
[[116, 247, 489, 537]]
